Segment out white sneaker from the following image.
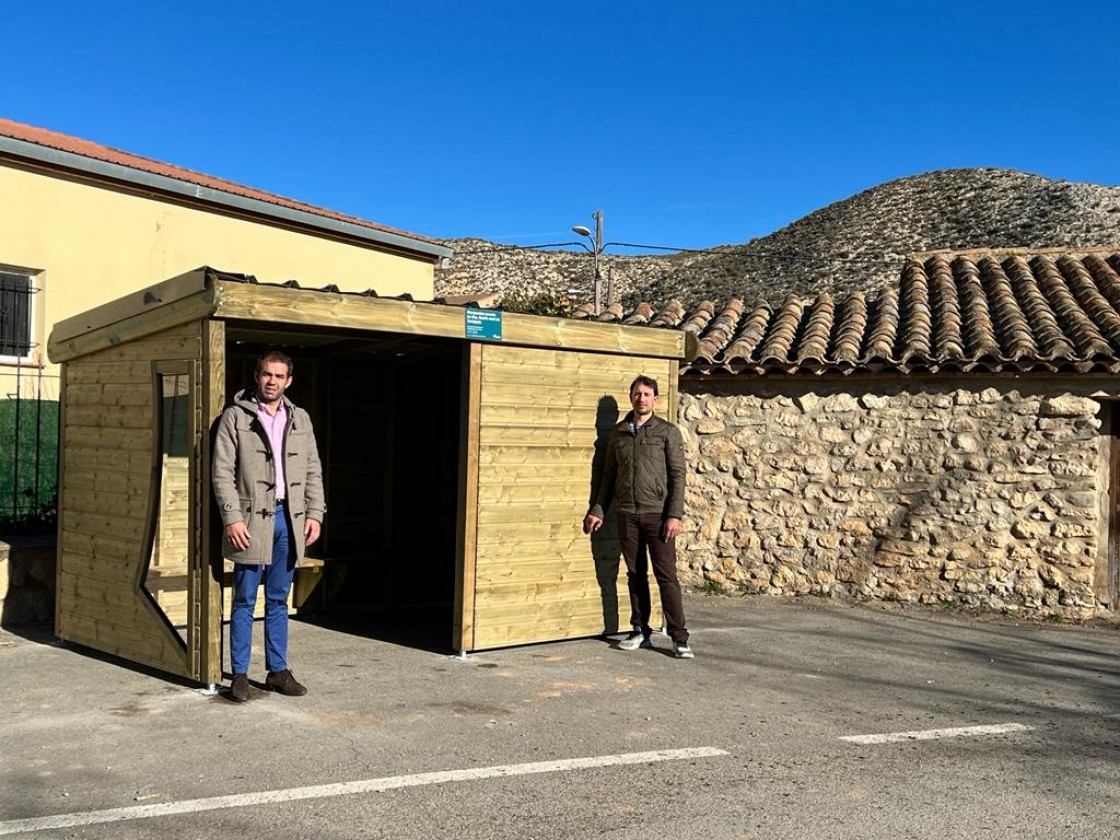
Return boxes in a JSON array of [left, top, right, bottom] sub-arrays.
[[674, 641, 695, 659], [617, 632, 652, 651]]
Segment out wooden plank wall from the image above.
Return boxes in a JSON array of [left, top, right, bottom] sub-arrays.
[[56, 322, 201, 676], [469, 344, 676, 649]]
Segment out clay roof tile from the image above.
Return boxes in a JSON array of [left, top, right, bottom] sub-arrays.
[[832, 291, 868, 362], [979, 256, 1037, 359], [794, 293, 834, 363], [758, 296, 806, 362], [863, 286, 899, 361], [1032, 255, 1112, 356]]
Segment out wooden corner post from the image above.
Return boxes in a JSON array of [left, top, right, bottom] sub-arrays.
[[199, 319, 226, 686], [453, 342, 483, 653]]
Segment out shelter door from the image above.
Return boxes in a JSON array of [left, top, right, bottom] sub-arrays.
[[56, 324, 208, 681], [458, 343, 677, 650]]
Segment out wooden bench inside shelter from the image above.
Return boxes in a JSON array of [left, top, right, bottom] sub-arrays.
[[145, 556, 327, 627]]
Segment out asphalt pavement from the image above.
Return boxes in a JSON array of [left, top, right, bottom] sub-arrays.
[[1, 594, 1118, 839]]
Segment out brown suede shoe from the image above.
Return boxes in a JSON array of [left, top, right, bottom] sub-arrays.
[[265, 669, 308, 696], [229, 673, 249, 703]]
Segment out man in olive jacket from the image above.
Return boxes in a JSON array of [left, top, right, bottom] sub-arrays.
[[584, 375, 692, 658], [212, 351, 326, 701]]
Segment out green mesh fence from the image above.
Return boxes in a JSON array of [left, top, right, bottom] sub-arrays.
[[0, 395, 59, 534]]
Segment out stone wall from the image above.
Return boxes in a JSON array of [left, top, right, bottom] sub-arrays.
[[677, 381, 1112, 618]]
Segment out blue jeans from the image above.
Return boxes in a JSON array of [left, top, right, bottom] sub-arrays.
[[230, 504, 296, 675]]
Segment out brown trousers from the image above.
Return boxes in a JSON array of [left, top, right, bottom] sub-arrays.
[[617, 512, 688, 644]]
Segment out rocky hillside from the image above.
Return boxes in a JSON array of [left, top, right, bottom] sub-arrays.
[[434, 168, 1120, 306]]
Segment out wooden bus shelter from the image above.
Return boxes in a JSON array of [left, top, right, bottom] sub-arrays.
[[47, 267, 694, 687]]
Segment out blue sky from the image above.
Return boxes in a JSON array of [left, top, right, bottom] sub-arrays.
[[4, 1, 1118, 252]]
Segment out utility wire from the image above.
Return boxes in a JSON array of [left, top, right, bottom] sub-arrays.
[[445, 239, 911, 264]]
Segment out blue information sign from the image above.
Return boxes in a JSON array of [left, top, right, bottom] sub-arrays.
[[465, 309, 503, 341]]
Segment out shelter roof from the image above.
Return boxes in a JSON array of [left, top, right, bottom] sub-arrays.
[[572, 250, 1120, 376], [48, 267, 692, 365], [0, 118, 450, 261]]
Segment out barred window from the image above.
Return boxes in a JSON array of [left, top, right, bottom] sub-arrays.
[[0, 271, 33, 358]]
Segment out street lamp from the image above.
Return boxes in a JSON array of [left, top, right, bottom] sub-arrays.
[[571, 209, 604, 314]]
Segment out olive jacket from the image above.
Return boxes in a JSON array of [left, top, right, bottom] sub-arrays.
[[588, 412, 686, 521], [211, 388, 326, 565]]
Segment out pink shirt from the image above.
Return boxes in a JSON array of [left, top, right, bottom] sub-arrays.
[[257, 401, 287, 501]]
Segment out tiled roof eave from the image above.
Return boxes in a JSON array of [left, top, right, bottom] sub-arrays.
[[684, 355, 1120, 377], [0, 130, 451, 262], [641, 250, 1120, 379]]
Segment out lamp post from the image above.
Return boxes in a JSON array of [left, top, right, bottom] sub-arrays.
[[571, 209, 604, 314]]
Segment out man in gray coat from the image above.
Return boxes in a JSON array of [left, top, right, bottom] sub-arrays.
[[584, 375, 692, 659], [212, 350, 326, 702]]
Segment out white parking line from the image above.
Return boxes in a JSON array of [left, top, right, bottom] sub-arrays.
[[840, 722, 1034, 745], [0, 747, 728, 836]]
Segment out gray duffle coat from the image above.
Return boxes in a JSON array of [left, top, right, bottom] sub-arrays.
[[212, 388, 326, 565]]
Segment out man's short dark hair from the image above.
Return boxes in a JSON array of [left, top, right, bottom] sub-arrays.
[[629, 375, 659, 396], [257, 350, 294, 376]]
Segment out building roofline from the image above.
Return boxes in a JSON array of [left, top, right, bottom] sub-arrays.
[[0, 121, 452, 263]]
